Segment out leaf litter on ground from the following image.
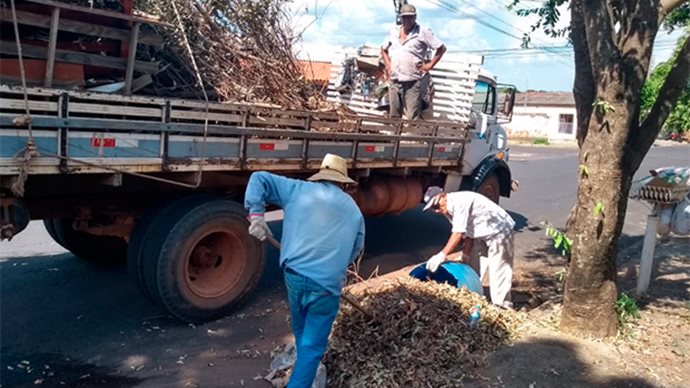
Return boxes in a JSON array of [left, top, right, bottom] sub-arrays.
[[324, 277, 523, 387]]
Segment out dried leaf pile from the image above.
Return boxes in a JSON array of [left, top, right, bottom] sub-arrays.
[[136, 0, 327, 109], [325, 278, 523, 387]]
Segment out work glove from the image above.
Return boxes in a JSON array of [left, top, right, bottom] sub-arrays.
[[425, 251, 446, 273], [248, 214, 272, 241]]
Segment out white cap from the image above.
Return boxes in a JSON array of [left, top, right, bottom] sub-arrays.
[[422, 186, 444, 211]]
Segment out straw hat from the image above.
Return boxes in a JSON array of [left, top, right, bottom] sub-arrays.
[[307, 153, 356, 184]]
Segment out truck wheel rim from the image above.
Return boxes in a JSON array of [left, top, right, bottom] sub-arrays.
[[184, 229, 246, 299]]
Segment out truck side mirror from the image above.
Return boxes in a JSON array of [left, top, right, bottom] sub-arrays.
[[496, 84, 516, 123]]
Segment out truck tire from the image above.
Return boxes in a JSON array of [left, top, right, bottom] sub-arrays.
[[477, 172, 500, 204], [151, 199, 265, 322], [48, 218, 127, 265], [43, 219, 64, 246], [127, 207, 162, 304], [128, 194, 216, 306]]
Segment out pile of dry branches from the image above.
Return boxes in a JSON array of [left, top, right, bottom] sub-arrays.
[[136, 0, 326, 109], [325, 278, 522, 387]]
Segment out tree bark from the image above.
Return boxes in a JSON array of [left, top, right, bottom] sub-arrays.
[[571, 0, 595, 148], [565, 0, 595, 235], [560, 96, 634, 337], [560, 0, 660, 337]]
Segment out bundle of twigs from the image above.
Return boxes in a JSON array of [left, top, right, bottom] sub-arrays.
[[136, 0, 327, 109], [325, 278, 522, 387]]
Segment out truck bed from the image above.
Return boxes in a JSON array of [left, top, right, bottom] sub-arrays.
[[1, 85, 472, 177]]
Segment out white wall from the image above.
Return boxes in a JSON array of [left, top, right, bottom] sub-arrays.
[[505, 105, 577, 141]]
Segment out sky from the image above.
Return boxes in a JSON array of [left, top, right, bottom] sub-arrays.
[[288, 0, 685, 92]]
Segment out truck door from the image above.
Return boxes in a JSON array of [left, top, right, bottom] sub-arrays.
[[472, 79, 497, 125]]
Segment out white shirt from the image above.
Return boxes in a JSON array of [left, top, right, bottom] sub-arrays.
[[381, 24, 444, 82], [446, 191, 515, 239]]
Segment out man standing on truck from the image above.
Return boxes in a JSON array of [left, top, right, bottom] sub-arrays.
[[422, 186, 515, 309], [244, 154, 365, 387], [381, 3, 446, 120]]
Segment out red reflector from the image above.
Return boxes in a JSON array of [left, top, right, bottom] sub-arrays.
[[91, 138, 116, 147], [259, 143, 275, 151]]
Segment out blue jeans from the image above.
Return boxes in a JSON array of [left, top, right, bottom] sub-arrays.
[[284, 268, 340, 388]]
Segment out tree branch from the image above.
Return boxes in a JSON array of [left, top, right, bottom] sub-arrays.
[[582, 0, 620, 82], [629, 35, 690, 169], [660, 0, 688, 17], [571, 0, 595, 146]]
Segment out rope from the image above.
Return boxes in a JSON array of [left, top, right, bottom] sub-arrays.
[[10, 141, 39, 197], [9, 0, 39, 197], [171, 0, 209, 189]]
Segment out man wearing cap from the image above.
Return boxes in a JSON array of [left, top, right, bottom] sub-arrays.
[[244, 153, 365, 387], [381, 3, 446, 120], [422, 186, 516, 308]]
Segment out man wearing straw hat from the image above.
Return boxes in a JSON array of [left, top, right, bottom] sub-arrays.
[[381, 3, 446, 120], [244, 153, 365, 387]]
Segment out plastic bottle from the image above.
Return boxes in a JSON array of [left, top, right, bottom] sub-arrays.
[[468, 305, 481, 329]]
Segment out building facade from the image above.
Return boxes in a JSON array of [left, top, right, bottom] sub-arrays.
[[506, 91, 577, 141]]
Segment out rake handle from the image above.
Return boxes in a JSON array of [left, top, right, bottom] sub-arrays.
[[265, 234, 374, 319]]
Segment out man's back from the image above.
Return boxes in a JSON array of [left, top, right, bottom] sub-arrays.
[[446, 191, 515, 239], [244, 172, 365, 295]]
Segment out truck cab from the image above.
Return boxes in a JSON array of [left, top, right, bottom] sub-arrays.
[[457, 68, 517, 202], [326, 50, 517, 203]]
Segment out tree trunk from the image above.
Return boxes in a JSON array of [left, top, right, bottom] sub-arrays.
[[560, 0, 658, 337], [560, 94, 638, 337]]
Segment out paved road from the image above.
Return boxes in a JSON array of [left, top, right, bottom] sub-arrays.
[[1, 142, 687, 387]]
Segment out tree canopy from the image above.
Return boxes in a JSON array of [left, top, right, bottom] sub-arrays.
[[641, 34, 690, 135]]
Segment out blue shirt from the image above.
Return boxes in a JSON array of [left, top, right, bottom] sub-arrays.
[[244, 172, 365, 295]]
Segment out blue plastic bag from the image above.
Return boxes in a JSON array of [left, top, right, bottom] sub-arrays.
[[409, 262, 483, 295]]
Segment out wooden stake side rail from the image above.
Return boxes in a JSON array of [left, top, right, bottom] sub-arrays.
[[0, 8, 164, 47], [0, 85, 471, 176], [21, 0, 171, 27]]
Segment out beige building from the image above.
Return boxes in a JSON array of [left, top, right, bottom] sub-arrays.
[[506, 91, 577, 141]]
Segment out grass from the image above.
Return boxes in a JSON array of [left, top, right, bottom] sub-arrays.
[[615, 293, 641, 337], [532, 137, 550, 145]]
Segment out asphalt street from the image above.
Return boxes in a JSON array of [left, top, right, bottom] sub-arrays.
[[0, 142, 687, 387]]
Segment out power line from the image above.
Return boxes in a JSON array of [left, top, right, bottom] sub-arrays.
[[454, 42, 678, 55], [460, 45, 572, 54], [454, 0, 573, 58], [424, 0, 575, 68]]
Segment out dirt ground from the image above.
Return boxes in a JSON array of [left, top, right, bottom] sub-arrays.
[[342, 236, 689, 388], [477, 236, 690, 388]]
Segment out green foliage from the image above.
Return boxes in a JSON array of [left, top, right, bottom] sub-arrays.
[[579, 164, 589, 178], [641, 34, 690, 135], [614, 293, 641, 331], [592, 97, 615, 114], [546, 224, 572, 256], [594, 202, 604, 216], [664, 4, 690, 31], [508, 0, 569, 47], [533, 137, 550, 145], [510, 0, 689, 47]]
